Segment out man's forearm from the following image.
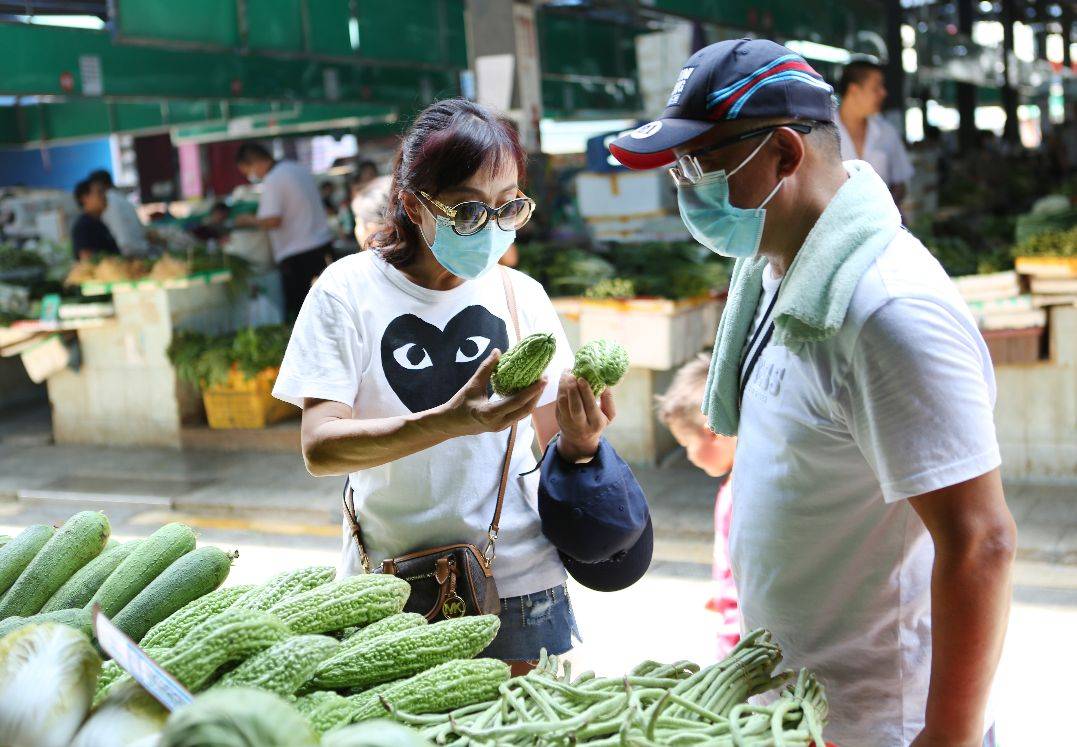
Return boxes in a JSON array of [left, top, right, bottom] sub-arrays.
[[922, 528, 1015, 744], [303, 407, 454, 476]]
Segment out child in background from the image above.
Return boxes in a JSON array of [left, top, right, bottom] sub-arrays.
[[656, 354, 740, 656]]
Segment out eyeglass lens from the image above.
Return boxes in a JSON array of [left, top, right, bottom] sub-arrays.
[[452, 199, 533, 235]]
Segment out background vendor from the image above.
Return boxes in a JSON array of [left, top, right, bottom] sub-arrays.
[[234, 142, 335, 319], [71, 178, 120, 261]]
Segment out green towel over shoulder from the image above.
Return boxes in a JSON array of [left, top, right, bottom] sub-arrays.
[[702, 160, 902, 436]]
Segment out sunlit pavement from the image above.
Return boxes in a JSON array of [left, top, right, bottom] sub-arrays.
[[1, 503, 1072, 744]]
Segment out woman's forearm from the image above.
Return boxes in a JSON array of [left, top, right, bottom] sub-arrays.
[[303, 405, 456, 476]]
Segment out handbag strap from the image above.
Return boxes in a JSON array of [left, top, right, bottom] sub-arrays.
[[344, 266, 523, 573], [486, 266, 522, 567]]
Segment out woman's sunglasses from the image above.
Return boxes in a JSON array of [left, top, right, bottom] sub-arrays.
[[416, 190, 536, 236]]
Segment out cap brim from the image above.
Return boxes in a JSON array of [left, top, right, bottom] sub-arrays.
[[608, 118, 715, 170], [559, 516, 653, 592]]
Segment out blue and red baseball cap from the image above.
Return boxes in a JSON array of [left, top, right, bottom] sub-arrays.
[[609, 38, 835, 170]]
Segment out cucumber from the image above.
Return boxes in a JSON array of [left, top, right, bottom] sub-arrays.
[[0, 524, 55, 597], [0, 536, 12, 550], [112, 546, 234, 642], [0, 511, 111, 618], [41, 540, 142, 613], [88, 523, 197, 617]]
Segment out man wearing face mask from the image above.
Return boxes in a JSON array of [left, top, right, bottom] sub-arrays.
[[234, 142, 335, 319], [610, 40, 1014, 747]]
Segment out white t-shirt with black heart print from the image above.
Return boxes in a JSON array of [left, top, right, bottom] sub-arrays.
[[273, 250, 573, 598]]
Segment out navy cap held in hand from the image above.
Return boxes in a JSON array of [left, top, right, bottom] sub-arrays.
[[538, 438, 652, 592]]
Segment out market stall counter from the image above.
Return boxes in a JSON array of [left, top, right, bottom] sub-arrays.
[[43, 275, 236, 448]]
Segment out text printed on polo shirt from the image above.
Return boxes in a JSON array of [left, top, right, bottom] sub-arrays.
[[746, 359, 785, 404], [667, 67, 696, 106]]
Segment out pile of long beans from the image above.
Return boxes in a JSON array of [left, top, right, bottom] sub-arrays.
[[378, 629, 828, 746]]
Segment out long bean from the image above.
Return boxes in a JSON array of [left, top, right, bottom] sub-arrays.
[[410, 630, 827, 746]]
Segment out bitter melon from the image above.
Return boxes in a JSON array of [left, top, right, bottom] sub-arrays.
[[294, 690, 357, 735], [491, 332, 557, 395], [214, 634, 340, 696], [573, 338, 629, 396], [348, 658, 510, 723], [100, 608, 289, 699], [340, 612, 427, 647], [311, 614, 500, 689], [231, 565, 336, 612], [140, 584, 256, 647], [267, 574, 409, 635]]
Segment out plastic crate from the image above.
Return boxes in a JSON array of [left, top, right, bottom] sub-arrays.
[[201, 366, 294, 429], [981, 326, 1046, 366]]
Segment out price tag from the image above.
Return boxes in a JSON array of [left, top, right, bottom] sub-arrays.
[[92, 605, 193, 711]]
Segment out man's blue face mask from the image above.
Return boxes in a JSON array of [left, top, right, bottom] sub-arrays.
[[674, 132, 784, 259]]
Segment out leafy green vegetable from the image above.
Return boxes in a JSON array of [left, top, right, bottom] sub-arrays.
[[168, 325, 291, 389], [232, 325, 291, 379], [585, 278, 636, 300], [516, 240, 729, 299], [0, 245, 47, 273], [1012, 226, 1077, 258]]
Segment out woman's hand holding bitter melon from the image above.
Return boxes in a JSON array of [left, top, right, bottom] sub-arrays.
[[437, 350, 548, 438]]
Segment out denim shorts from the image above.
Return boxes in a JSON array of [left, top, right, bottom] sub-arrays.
[[479, 584, 581, 662]]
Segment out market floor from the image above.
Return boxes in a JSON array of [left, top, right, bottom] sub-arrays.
[[0, 500, 1073, 744]]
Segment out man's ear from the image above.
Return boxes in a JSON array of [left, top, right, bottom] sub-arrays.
[[773, 126, 806, 180]]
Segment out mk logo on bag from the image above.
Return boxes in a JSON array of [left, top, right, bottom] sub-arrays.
[[442, 595, 466, 618]]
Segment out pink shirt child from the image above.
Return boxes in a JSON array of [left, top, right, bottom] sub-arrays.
[[707, 474, 740, 657]]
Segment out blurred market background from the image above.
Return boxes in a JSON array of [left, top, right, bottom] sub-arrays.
[[0, 1, 1074, 742]]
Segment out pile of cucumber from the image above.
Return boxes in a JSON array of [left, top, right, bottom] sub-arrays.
[[0, 512, 234, 643]]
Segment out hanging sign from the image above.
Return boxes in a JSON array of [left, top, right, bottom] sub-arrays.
[[92, 605, 193, 711], [79, 55, 103, 96]]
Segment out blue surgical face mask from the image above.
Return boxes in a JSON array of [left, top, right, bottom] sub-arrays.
[[418, 211, 515, 280], [676, 133, 784, 259]]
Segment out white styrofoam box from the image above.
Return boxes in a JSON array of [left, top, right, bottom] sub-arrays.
[[551, 297, 582, 350], [226, 230, 274, 271], [575, 171, 677, 219], [577, 298, 721, 371], [953, 271, 1021, 303], [600, 366, 678, 467], [20, 335, 69, 383], [587, 213, 691, 243]]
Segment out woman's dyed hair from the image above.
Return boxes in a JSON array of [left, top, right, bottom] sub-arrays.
[[368, 99, 526, 264]]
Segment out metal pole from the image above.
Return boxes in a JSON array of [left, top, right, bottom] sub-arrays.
[[1000, 0, 1020, 145], [1063, 6, 1073, 69], [956, 0, 977, 154], [883, 0, 906, 136]]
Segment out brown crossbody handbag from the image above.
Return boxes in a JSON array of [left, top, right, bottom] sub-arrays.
[[343, 266, 521, 622]]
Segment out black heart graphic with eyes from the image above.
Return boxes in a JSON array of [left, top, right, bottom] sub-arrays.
[[380, 305, 510, 413]]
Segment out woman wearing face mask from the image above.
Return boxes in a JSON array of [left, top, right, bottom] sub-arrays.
[[272, 99, 614, 672]]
